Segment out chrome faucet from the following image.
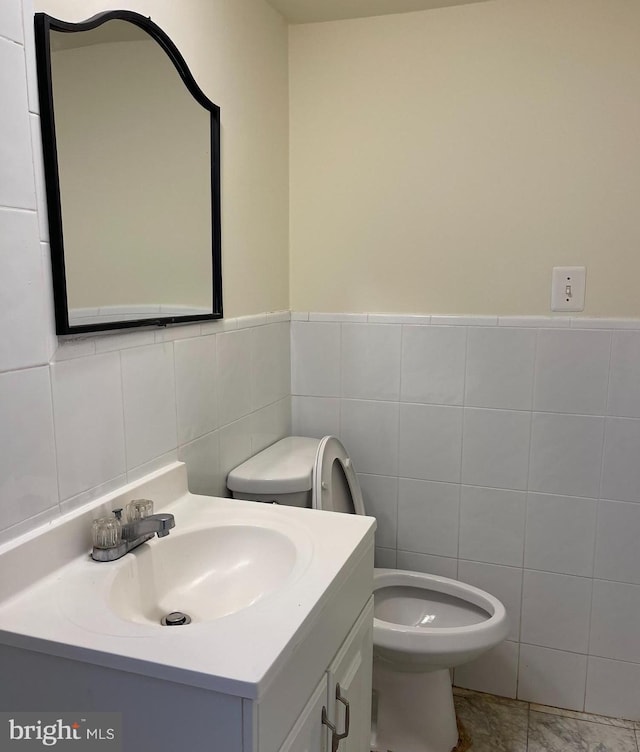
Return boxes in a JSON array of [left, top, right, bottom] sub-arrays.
[[91, 505, 175, 562]]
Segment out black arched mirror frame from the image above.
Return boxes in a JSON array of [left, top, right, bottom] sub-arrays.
[[34, 11, 223, 334]]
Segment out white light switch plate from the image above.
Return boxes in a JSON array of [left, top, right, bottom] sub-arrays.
[[551, 266, 586, 312]]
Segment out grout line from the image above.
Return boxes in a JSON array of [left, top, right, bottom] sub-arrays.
[[393, 474, 399, 563], [515, 641, 522, 706], [456, 326, 470, 570], [117, 350, 129, 474], [518, 328, 540, 657], [0, 205, 38, 214], [0, 359, 50, 377], [583, 334, 615, 701], [398, 324, 406, 406], [461, 325, 470, 410], [46, 362, 63, 513], [526, 329, 541, 491], [0, 31, 23, 46], [598, 334, 615, 502], [338, 322, 344, 399], [392, 327, 401, 562], [170, 340, 180, 449]]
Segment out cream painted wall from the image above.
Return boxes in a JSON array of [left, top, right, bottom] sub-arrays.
[[37, 0, 289, 317], [289, 0, 640, 316]]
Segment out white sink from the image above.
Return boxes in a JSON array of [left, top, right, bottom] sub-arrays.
[[58, 512, 314, 636], [109, 524, 301, 625], [0, 462, 374, 697]]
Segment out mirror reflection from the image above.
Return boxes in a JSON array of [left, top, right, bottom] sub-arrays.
[[38, 13, 222, 332]]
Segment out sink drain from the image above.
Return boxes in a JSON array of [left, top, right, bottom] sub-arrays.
[[161, 611, 192, 626]]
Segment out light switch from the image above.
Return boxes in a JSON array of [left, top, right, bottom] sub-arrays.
[[551, 267, 586, 312]]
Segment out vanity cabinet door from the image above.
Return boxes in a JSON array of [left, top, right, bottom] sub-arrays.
[[326, 598, 374, 752], [278, 675, 329, 752]]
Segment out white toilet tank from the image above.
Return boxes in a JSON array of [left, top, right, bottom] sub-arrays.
[[227, 436, 321, 507]]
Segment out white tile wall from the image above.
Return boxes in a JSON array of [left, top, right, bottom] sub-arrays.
[[291, 396, 340, 439], [374, 547, 397, 569], [291, 321, 340, 397], [0, 208, 49, 371], [525, 494, 597, 577], [461, 408, 530, 490], [518, 644, 588, 711], [0, 35, 36, 210], [358, 473, 398, 549], [398, 403, 462, 483], [291, 315, 640, 718], [0, 367, 57, 529], [458, 486, 526, 567], [174, 335, 218, 445], [585, 657, 640, 720], [601, 418, 640, 502], [607, 331, 640, 417], [521, 570, 592, 653], [341, 399, 399, 475], [28, 113, 48, 242], [401, 325, 466, 405], [0, 0, 23, 43], [177, 430, 223, 497], [218, 415, 254, 491], [0, 313, 291, 539], [465, 327, 536, 410], [457, 560, 522, 642], [533, 329, 611, 415], [396, 550, 458, 579], [251, 322, 290, 409], [397, 478, 460, 558], [593, 499, 640, 584], [341, 323, 401, 400], [50, 352, 127, 502], [589, 580, 640, 664], [121, 343, 178, 471], [454, 640, 520, 699], [251, 397, 291, 454], [216, 328, 253, 425], [528, 413, 604, 498]]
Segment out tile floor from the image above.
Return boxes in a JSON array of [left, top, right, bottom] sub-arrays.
[[453, 688, 640, 752]]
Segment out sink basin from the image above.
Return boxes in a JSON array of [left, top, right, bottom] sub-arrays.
[[108, 524, 305, 626], [0, 462, 375, 699]]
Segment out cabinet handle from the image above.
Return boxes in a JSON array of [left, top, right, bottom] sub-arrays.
[[322, 705, 339, 752], [321, 685, 351, 752], [321, 706, 335, 735], [334, 684, 350, 743]]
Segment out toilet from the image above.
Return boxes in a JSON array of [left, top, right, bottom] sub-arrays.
[[228, 436, 509, 752]]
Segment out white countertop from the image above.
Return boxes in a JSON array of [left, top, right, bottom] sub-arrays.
[[0, 463, 375, 700]]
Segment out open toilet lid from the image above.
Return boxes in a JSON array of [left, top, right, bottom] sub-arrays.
[[312, 436, 366, 515]]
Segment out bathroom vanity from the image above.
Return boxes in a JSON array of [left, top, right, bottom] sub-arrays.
[[0, 463, 375, 751]]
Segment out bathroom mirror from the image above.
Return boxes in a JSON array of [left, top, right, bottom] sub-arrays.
[[34, 11, 222, 334]]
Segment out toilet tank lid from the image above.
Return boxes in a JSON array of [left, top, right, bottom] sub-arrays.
[[227, 436, 321, 494]]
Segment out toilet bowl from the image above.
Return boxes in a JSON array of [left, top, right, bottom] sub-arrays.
[[371, 568, 507, 752], [373, 568, 507, 672], [228, 436, 509, 752]]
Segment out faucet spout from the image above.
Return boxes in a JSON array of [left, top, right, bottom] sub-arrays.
[[124, 513, 175, 539]]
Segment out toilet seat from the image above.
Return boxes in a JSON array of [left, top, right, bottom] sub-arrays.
[[373, 568, 508, 670], [312, 436, 366, 515]]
